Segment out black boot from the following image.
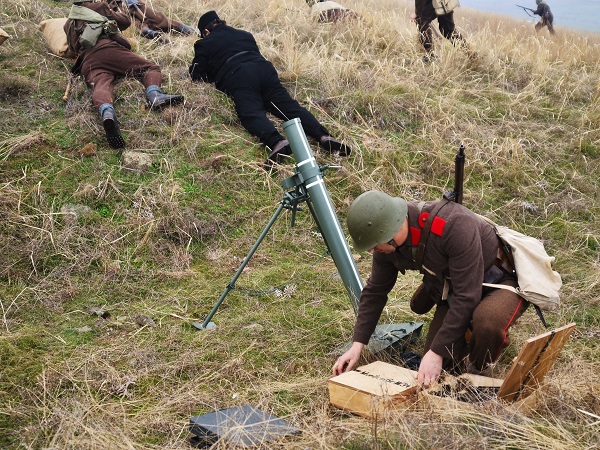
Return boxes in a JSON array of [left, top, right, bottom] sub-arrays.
[[318, 135, 351, 156], [145, 85, 184, 111], [140, 28, 169, 44], [173, 23, 196, 35], [99, 104, 125, 149], [263, 139, 292, 169]]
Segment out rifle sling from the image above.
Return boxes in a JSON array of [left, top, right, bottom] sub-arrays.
[[414, 199, 449, 271]]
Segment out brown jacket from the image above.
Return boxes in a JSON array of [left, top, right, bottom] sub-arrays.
[[353, 200, 500, 359], [127, 0, 180, 31]]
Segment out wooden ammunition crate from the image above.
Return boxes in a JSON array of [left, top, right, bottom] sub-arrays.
[[328, 361, 418, 419], [329, 323, 576, 417]]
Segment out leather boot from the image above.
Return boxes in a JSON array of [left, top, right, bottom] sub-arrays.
[[99, 103, 125, 149], [263, 139, 291, 169], [145, 85, 184, 111], [140, 28, 169, 44], [318, 135, 351, 156], [173, 23, 196, 35]]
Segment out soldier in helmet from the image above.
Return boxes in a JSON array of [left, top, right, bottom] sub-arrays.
[[65, 0, 184, 149], [333, 190, 529, 387], [189, 11, 351, 168], [532, 0, 555, 35]]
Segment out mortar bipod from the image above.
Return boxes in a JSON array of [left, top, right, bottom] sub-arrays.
[[194, 172, 313, 330], [197, 118, 422, 356]]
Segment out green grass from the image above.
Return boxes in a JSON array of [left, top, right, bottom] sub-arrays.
[[0, 0, 599, 449]]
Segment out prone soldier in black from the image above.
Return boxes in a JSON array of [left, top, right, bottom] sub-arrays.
[[189, 11, 351, 167]]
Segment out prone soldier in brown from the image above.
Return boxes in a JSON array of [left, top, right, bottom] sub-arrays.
[[333, 191, 529, 388], [305, 0, 358, 23], [123, 0, 195, 43], [65, 0, 184, 149]]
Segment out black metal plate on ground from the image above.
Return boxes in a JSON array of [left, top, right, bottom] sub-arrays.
[[189, 405, 301, 448], [368, 322, 424, 354], [332, 322, 424, 358]]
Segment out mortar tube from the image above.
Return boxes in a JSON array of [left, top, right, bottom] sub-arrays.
[[282, 118, 363, 312]]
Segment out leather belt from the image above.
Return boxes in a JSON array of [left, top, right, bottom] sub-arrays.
[[225, 50, 250, 64], [495, 240, 514, 274]]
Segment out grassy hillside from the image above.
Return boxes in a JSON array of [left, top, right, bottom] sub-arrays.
[[1, 0, 599, 448]]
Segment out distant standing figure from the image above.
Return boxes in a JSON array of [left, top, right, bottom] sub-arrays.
[[533, 0, 555, 35], [189, 11, 352, 167], [124, 0, 196, 43], [414, 0, 468, 61]]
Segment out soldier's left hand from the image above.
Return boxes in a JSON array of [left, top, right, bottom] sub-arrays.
[[417, 350, 443, 388]]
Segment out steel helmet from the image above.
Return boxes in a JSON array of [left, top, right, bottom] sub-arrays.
[[536, 0, 542, 4], [346, 190, 408, 252]]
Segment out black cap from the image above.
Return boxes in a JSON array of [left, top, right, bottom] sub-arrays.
[[198, 11, 219, 37]]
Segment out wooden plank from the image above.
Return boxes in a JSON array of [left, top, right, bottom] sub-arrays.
[[458, 373, 504, 388], [498, 322, 576, 402]]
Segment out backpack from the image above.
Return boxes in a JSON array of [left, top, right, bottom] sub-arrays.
[[39, 18, 77, 58], [432, 0, 461, 16], [480, 216, 562, 313], [415, 203, 562, 326], [68, 5, 119, 50], [0, 27, 9, 46]]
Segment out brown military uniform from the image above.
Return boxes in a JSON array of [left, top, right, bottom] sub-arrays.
[[353, 200, 529, 372], [127, 0, 183, 32], [65, 1, 162, 108]]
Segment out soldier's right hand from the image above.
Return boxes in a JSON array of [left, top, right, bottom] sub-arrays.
[[332, 342, 364, 376]]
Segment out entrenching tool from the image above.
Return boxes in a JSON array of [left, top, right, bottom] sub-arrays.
[[196, 118, 422, 354]]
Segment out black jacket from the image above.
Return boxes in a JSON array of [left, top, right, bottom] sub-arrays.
[[534, 2, 552, 18], [189, 24, 263, 85]]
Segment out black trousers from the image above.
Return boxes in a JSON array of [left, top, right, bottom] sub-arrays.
[[415, 0, 464, 52], [218, 59, 329, 150]]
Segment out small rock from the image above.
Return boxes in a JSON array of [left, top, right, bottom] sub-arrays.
[[61, 203, 93, 225], [134, 314, 156, 327], [79, 142, 97, 157], [83, 306, 110, 319], [121, 151, 153, 173], [75, 325, 93, 333], [520, 201, 539, 213]]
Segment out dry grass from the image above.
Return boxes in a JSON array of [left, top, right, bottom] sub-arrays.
[[0, 0, 599, 448]]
